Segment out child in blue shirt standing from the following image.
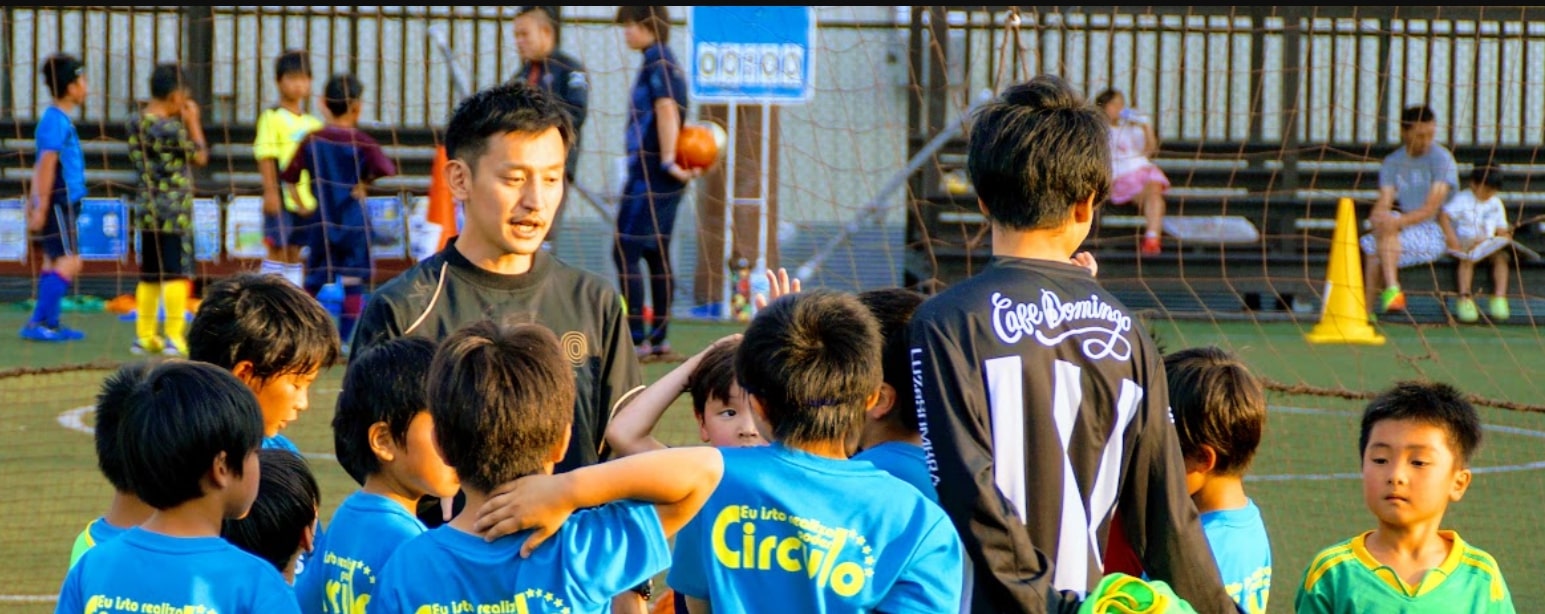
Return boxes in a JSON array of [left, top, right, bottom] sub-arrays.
[[23, 53, 89, 342]]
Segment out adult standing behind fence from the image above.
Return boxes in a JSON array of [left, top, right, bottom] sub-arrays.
[[512, 5, 588, 251]]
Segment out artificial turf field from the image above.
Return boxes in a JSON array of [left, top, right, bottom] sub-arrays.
[[3, 310, 1545, 613]]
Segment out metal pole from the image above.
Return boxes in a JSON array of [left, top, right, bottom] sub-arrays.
[[720, 101, 739, 320], [753, 102, 772, 311]]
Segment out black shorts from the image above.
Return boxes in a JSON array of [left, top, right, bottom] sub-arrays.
[[35, 195, 78, 260], [138, 229, 192, 282]]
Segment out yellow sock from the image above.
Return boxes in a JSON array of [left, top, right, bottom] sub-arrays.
[[134, 281, 162, 350], [162, 279, 190, 354]]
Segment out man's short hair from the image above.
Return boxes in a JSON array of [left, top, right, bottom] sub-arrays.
[[1400, 105, 1437, 129], [735, 291, 882, 447], [149, 63, 187, 101], [117, 361, 265, 510], [428, 320, 575, 493], [95, 361, 156, 493], [688, 338, 741, 417], [274, 49, 311, 81], [41, 53, 85, 99], [967, 74, 1111, 231], [856, 288, 926, 433], [220, 448, 320, 573], [1164, 346, 1267, 476], [1360, 380, 1483, 467], [615, 6, 671, 44], [323, 73, 364, 118], [333, 336, 439, 485], [1471, 163, 1505, 189], [443, 80, 573, 169], [188, 273, 340, 383]]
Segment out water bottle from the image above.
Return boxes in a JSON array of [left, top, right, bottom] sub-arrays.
[[1120, 108, 1149, 124], [317, 280, 344, 329]]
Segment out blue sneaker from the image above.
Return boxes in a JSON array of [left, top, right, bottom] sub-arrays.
[[55, 326, 86, 341], [19, 322, 69, 342], [687, 302, 727, 319]]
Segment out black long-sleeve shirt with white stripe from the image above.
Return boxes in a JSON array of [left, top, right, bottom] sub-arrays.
[[351, 239, 644, 471], [911, 256, 1238, 614]]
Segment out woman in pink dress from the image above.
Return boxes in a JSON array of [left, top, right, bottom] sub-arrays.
[[1096, 88, 1169, 256]]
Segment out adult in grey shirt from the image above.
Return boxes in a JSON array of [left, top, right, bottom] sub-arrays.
[[1361, 105, 1458, 314]]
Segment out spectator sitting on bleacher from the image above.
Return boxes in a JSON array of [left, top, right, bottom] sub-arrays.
[[1360, 105, 1459, 316], [1096, 88, 1169, 257], [1438, 164, 1512, 323]]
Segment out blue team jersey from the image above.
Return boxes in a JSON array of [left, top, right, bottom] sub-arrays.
[[1201, 499, 1272, 614], [56, 527, 299, 614], [294, 491, 425, 614], [36, 105, 86, 203], [625, 44, 688, 174], [852, 441, 939, 504], [374, 500, 669, 614], [68, 517, 131, 569], [669, 444, 964, 613], [264, 434, 302, 454]]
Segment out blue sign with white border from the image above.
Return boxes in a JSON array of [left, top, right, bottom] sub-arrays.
[[0, 199, 24, 262], [76, 197, 128, 261], [688, 6, 816, 104]]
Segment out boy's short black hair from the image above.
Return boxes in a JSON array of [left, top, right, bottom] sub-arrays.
[[688, 338, 741, 417], [856, 288, 926, 433], [968, 74, 1111, 231], [41, 53, 85, 99], [1400, 104, 1437, 129], [1164, 346, 1267, 476], [1471, 164, 1505, 189], [1093, 88, 1122, 108], [333, 336, 438, 485], [274, 49, 312, 81], [736, 290, 882, 446], [323, 73, 364, 118], [221, 449, 320, 573], [444, 80, 573, 169], [428, 320, 575, 493], [615, 6, 671, 44], [118, 360, 265, 510], [149, 63, 188, 101], [1360, 380, 1483, 467], [95, 361, 156, 493], [188, 273, 340, 382]]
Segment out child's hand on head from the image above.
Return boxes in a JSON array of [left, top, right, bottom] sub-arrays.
[[1071, 251, 1098, 277], [473, 474, 578, 556], [753, 267, 803, 310]]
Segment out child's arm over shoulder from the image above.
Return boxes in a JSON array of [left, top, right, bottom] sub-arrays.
[[473, 447, 725, 557], [605, 334, 740, 457]]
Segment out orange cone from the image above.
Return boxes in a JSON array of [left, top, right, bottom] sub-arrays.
[[1305, 198, 1386, 345]]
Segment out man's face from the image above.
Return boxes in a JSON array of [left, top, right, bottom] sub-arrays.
[[514, 14, 555, 62], [453, 127, 568, 259], [1403, 120, 1437, 156]]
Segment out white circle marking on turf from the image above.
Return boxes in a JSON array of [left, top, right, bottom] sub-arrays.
[[57, 405, 337, 461], [1248, 405, 1545, 482]]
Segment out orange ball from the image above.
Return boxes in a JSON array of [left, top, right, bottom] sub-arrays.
[[677, 123, 722, 170]]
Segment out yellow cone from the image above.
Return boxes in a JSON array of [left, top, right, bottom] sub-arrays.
[[1306, 198, 1386, 345]]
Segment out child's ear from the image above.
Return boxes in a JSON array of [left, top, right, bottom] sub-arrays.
[[1073, 191, 1097, 224], [230, 361, 260, 388], [549, 430, 572, 464], [1451, 466, 1473, 502], [1185, 445, 1218, 475], [865, 384, 897, 421], [367, 421, 397, 463], [207, 450, 233, 491], [301, 512, 318, 554]]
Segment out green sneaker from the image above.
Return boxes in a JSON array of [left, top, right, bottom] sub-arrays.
[[1489, 296, 1511, 321], [1379, 285, 1406, 313], [1455, 297, 1479, 323]]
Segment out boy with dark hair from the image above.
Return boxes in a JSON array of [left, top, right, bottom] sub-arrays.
[[614, 5, 699, 361], [852, 287, 936, 502], [604, 333, 765, 455], [1297, 381, 1514, 613], [910, 74, 1237, 613], [256, 49, 322, 287], [187, 272, 340, 454], [22, 53, 89, 342], [68, 361, 155, 568], [372, 320, 721, 613], [1166, 346, 1272, 613], [1439, 164, 1513, 322], [282, 72, 396, 344], [292, 336, 459, 614], [127, 62, 209, 357], [221, 448, 322, 584], [56, 360, 299, 613]]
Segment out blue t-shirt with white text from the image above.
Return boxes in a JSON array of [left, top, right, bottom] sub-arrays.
[[56, 527, 299, 614], [295, 491, 425, 614], [669, 444, 964, 613], [36, 105, 86, 203], [374, 500, 669, 614], [853, 441, 939, 504], [1202, 499, 1272, 614]]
